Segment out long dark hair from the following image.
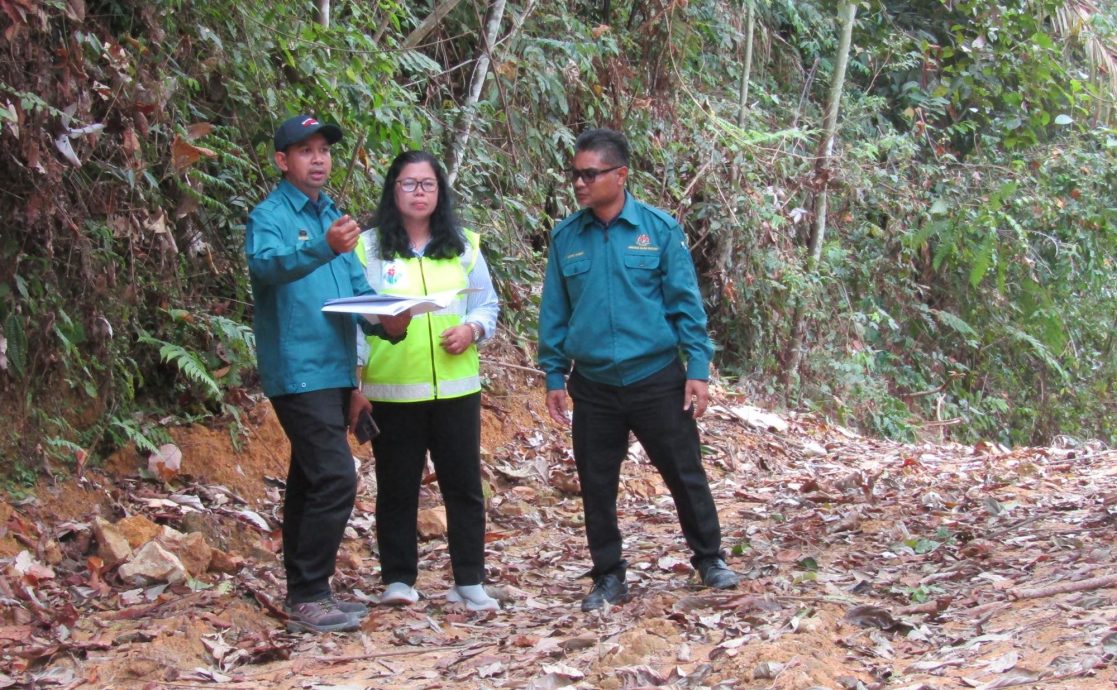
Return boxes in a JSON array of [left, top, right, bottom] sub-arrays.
[[372, 151, 465, 260]]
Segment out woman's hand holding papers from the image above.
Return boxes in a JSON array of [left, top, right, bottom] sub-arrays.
[[379, 311, 411, 337]]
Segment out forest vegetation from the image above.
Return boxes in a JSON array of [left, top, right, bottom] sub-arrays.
[[0, 0, 1115, 485]]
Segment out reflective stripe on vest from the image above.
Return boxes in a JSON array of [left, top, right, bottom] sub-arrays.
[[360, 373, 481, 401], [357, 229, 481, 403]]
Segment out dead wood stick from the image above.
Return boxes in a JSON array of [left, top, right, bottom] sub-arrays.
[[986, 514, 1043, 539], [159, 682, 273, 689], [767, 594, 860, 606], [960, 600, 1010, 618], [1009, 573, 1117, 600], [1055, 448, 1117, 464], [918, 417, 962, 428], [310, 644, 470, 664], [333, 131, 366, 210], [243, 408, 288, 469], [673, 159, 714, 217], [897, 596, 952, 616], [479, 357, 544, 375]]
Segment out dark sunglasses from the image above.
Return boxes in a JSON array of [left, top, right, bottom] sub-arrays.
[[568, 165, 623, 183]]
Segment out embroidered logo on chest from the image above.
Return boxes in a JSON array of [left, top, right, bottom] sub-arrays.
[[627, 233, 658, 252]]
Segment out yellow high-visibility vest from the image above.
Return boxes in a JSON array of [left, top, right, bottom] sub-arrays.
[[356, 229, 481, 402]]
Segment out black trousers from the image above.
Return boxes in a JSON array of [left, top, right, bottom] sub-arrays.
[[371, 392, 485, 586], [271, 388, 358, 604], [568, 361, 723, 578]]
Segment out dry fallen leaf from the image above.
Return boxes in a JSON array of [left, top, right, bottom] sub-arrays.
[[171, 134, 217, 171]]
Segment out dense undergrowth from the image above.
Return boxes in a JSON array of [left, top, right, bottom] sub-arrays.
[[0, 0, 1114, 485]]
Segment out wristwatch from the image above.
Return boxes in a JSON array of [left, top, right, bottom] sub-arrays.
[[467, 322, 483, 343]]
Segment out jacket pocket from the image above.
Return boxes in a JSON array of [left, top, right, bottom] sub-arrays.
[[623, 252, 660, 270], [561, 258, 591, 302], [562, 258, 591, 277]]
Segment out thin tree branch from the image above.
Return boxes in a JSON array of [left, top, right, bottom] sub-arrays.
[[402, 0, 465, 50]]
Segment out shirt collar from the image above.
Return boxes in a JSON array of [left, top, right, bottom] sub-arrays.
[[579, 191, 637, 232], [278, 179, 335, 216]]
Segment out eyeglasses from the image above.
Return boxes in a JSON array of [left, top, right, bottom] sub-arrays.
[[568, 165, 623, 184], [397, 178, 438, 193]]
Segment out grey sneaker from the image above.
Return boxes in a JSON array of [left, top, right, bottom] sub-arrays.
[[446, 584, 499, 612], [379, 582, 420, 606], [285, 597, 360, 633]]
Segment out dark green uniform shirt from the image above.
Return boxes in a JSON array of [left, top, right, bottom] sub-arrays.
[[538, 192, 713, 390]]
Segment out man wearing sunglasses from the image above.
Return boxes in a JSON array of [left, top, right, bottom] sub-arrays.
[[538, 128, 739, 612]]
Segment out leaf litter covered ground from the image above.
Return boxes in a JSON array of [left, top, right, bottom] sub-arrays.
[[2, 347, 1116, 690]]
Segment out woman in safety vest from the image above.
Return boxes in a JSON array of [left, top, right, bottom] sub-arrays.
[[356, 151, 500, 611]]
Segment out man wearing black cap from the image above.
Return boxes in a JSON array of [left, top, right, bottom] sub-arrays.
[[246, 115, 410, 633]]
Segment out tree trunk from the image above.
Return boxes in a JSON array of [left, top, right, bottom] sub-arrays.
[[447, 0, 508, 187], [808, 2, 856, 262], [317, 0, 329, 27], [783, 2, 857, 387], [402, 0, 465, 50], [730, 0, 756, 187], [736, 0, 755, 127]]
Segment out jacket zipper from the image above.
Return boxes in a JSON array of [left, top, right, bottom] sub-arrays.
[[418, 257, 439, 399]]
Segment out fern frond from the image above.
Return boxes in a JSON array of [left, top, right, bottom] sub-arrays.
[[930, 308, 980, 347], [187, 169, 239, 194], [109, 417, 162, 455], [209, 315, 256, 354], [140, 334, 222, 400], [1004, 325, 1069, 380], [161, 342, 222, 400]]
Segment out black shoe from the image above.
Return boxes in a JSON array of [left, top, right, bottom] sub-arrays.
[[581, 573, 628, 612], [699, 558, 740, 589]]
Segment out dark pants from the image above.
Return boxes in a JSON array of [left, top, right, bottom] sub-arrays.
[[271, 388, 358, 604], [568, 361, 723, 578], [371, 392, 485, 586]]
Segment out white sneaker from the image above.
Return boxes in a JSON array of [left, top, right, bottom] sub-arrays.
[[379, 582, 419, 606], [446, 584, 499, 611]]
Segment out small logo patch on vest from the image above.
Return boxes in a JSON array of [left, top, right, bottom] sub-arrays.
[[298, 229, 309, 241], [636, 233, 651, 246], [384, 263, 401, 286]]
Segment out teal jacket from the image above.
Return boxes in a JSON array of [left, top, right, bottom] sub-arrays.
[[538, 192, 713, 390], [246, 180, 373, 398]]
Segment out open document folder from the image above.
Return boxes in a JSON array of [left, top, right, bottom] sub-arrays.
[[321, 288, 478, 318]]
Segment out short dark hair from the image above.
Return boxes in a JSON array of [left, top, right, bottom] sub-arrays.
[[575, 128, 630, 167], [372, 151, 465, 261]]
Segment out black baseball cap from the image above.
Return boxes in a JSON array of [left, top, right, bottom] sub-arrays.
[[273, 115, 343, 151]]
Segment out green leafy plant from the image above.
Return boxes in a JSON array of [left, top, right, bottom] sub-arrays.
[[139, 334, 222, 402], [3, 0, 1117, 489]]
